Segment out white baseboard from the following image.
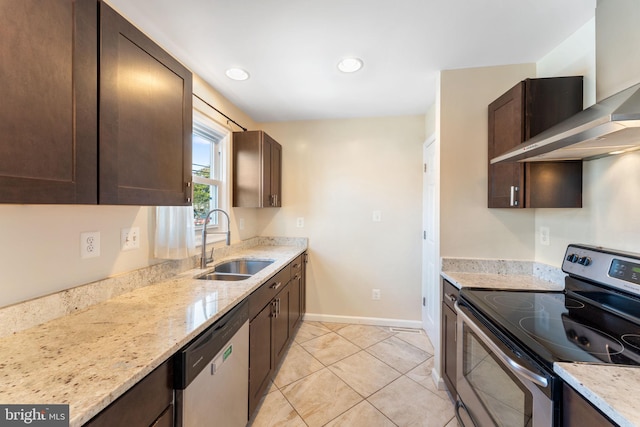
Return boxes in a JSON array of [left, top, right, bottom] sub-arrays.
[[431, 367, 447, 391], [302, 312, 423, 329]]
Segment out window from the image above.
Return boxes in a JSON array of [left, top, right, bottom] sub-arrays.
[[192, 111, 229, 239]]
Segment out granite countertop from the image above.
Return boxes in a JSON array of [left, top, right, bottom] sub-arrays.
[[556, 363, 640, 426], [441, 271, 564, 291], [0, 244, 306, 427], [442, 266, 637, 426]]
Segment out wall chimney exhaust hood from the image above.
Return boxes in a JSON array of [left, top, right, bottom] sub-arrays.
[[491, 83, 640, 163]]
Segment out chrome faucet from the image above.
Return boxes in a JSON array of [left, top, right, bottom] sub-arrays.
[[200, 209, 231, 269]]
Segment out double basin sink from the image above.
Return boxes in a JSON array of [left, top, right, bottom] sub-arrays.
[[197, 259, 274, 281]]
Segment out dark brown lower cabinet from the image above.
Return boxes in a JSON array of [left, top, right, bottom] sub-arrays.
[[249, 301, 275, 416], [441, 279, 459, 397], [84, 359, 173, 427], [248, 253, 307, 418], [562, 383, 615, 427]]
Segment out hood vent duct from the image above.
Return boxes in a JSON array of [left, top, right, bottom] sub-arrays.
[[491, 83, 640, 163]]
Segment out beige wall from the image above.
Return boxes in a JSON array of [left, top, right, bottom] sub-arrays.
[[596, 0, 640, 100], [258, 116, 425, 323], [439, 64, 536, 260], [534, 3, 640, 266]]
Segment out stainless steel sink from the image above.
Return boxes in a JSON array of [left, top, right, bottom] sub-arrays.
[[196, 259, 274, 281], [197, 272, 252, 281], [213, 259, 274, 275]]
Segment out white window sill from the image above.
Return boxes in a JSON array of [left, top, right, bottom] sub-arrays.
[[194, 232, 227, 248]]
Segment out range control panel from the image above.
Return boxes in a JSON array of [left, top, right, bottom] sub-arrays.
[[609, 259, 640, 285], [563, 244, 640, 297]]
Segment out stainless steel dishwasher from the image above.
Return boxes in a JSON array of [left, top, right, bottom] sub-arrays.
[[174, 300, 249, 427]]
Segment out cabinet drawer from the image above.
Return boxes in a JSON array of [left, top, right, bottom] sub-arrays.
[[249, 267, 291, 320], [442, 279, 459, 311], [85, 359, 173, 427], [289, 255, 303, 280]]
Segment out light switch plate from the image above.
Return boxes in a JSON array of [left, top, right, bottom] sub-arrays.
[[121, 227, 140, 251], [80, 231, 100, 259], [540, 226, 550, 246], [372, 210, 382, 222]]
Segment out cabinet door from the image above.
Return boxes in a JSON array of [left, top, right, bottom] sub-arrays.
[[99, 3, 192, 206], [562, 383, 615, 427], [272, 284, 291, 368], [441, 302, 457, 396], [268, 135, 282, 207], [289, 274, 301, 332], [488, 82, 525, 208], [0, 0, 97, 204], [249, 303, 274, 417], [441, 279, 459, 397], [261, 135, 273, 207]]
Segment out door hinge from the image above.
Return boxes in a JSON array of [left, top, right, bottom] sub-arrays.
[[424, 163, 427, 173], [423, 297, 426, 306], [423, 230, 426, 240]]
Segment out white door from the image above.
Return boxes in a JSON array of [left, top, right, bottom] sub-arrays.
[[422, 136, 439, 343]]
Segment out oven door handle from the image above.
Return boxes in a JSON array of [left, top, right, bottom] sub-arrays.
[[455, 302, 549, 389]]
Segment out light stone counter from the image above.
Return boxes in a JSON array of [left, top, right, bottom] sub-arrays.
[[441, 271, 564, 291], [0, 241, 306, 427], [555, 363, 640, 427]]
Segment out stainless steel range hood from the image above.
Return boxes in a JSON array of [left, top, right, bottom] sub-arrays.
[[491, 83, 640, 163]]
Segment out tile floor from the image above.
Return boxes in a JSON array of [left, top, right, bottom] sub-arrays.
[[248, 321, 457, 427]]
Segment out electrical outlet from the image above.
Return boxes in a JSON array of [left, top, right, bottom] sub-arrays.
[[540, 226, 550, 246], [80, 231, 100, 259], [239, 218, 245, 230], [372, 210, 382, 222], [121, 227, 140, 251], [372, 289, 381, 300], [296, 217, 304, 228]]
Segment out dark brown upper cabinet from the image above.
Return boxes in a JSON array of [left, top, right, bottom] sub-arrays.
[[488, 77, 583, 208], [233, 131, 282, 208], [0, 0, 98, 203], [99, 3, 192, 205], [0, 0, 192, 206]]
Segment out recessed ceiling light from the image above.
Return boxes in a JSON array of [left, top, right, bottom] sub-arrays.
[[337, 57, 363, 73], [225, 68, 250, 81]]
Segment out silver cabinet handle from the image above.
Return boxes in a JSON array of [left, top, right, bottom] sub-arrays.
[[444, 293, 457, 303], [271, 281, 282, 290], [510, 185, 519, 206], [455, 302, 548, 388]]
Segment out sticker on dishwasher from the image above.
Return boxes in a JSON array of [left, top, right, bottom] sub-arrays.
[[223, 345, 233, 361]]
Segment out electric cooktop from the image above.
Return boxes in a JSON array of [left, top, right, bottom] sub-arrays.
[[459, 244, 640, 369]]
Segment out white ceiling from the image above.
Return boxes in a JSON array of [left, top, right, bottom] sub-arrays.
[[105, 0, 596, 123]]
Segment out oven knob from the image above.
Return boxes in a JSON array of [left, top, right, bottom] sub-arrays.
[[578, 336, 590, 347], [578, 256, 592, 266], [566, 254, 579, 263]]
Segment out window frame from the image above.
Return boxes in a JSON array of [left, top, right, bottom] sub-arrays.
[[191, 109, 230, 245]]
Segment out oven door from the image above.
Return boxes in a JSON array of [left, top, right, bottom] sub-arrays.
[[455, 302, 556, 427]]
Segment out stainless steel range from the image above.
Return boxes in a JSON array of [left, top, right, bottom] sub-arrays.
[[454, 244, 640, 426]]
